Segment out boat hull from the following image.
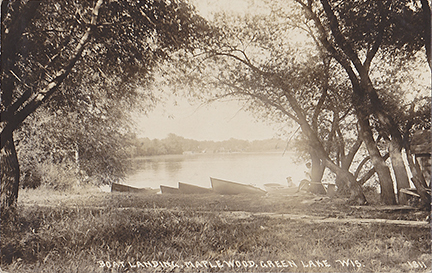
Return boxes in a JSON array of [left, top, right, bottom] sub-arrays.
[[264, 183, 297, 195], [160, 185, 181, 194], [178, 182, 213, 194], [111, 182, 158, 194], [210, 177, 266, 195]]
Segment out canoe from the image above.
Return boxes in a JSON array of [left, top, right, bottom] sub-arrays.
[[210, 177, 267, 195], [264, 183, 297, 195], [111, 182, 158, 194], [264, 183, 285, 188], [178, 182, 213, 194], [160, 185, 181, 194]]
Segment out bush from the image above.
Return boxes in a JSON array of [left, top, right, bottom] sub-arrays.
[[363, 184, 381, 205], [21, 169, 42, 189], [32, 162, 78, 191]]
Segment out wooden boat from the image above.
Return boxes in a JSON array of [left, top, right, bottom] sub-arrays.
[[111, 182, 158, 194], [264, 183, 292, 190], [178, 182, 213, 194], [160, 185, 181, 194], [210, 177, 267, 195], [264, 183, 297, 195]]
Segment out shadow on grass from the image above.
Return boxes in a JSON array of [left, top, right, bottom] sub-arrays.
[[1, 191, 431, 272]]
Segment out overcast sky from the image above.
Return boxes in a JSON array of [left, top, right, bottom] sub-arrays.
[[135, 0, 431, 141], [134, 98, 284, 141], [135, 0, 281, 141]]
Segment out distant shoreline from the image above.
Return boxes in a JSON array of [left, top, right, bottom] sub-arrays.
[[128, 150, 294, 161]]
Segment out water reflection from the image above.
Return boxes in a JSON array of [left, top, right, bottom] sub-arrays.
[[128, 156, 185, 175], [164, 160, 183, 177], [125, 153, 306, 190]]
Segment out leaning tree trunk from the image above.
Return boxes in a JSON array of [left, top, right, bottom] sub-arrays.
[[310, 149, 325, 182], [336, 159, 355, 197], [335, 138, 362, 196], [324, 157, 366, 204], [388, 138, 410, 204], [405, 148, 430, 209], [304, 130, 366, 204], [275, 81, 366, 204], [357, 114, 396, 205], [1, 134, 20, 213]]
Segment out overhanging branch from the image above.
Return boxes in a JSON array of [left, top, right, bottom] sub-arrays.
[[0, 0, 104, 149]]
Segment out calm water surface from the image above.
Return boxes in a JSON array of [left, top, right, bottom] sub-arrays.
[[124, 152, 308, 190]]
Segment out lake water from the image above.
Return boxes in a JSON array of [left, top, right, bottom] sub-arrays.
[[124, 152, 308, 191]]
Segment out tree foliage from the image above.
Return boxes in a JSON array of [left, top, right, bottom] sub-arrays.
[[2, 0, 209, 134], [166, 0, 430, 205], [292, 0, 430, 205], [165, 10, 371, 203], [1, 0, 209, 209]]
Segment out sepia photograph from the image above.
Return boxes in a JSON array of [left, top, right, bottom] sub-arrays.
[[1, 0, 431, 272]]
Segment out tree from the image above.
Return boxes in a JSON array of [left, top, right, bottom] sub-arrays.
[[168, 11, 368, 203], [294, 0, 430, 205], [15, 99, 135, 189], [1, 0, 208, 211], [166, 0, 430, 206]]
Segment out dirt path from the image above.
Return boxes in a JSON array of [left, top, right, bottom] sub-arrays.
[[248, 212, 430, 227]]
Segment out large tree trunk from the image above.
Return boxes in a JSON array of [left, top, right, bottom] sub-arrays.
[[280, 87, 366, 204], [388, 139, 410, 204], [336, 159, 355, 196], [308, 149, 327, 195], [336, 138, 362, 196], [324, 157, 366, 204], [310, 149, 325, 182], [1, 134, 20, 213], [421, 0, 432, 70], [335, 177, 349, 196], [305, 130, 365, 204], [309, 0, 398, 204], [357, 114, 396, 205]]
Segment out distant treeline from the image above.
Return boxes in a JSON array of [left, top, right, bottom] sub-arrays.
[[129, 133, 286, 157]]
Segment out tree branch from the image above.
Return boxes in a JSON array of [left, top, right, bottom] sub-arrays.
[[1, 0, 104, 149], [216, 81, 300, 123], [358, 153, 390, 185], [363, 1, 386, 71], [294, 0, 365, 97], [312, 57, 329, 131], [319, 0, 365, 76], [346, 137, 362, 168], [421, 0, 432, 70]]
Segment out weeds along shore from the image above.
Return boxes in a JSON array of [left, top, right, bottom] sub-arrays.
[[1, 187, 431, 273]]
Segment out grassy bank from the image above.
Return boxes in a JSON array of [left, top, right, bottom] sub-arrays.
[[1, 188, 430, 272]]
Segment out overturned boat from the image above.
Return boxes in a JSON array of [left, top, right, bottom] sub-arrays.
[[111, 182, 158, 194], [160, 185, 181, 194], [178, 182, 213, 194], [210, 177, 266, 195], [264, 183, 297, 195]]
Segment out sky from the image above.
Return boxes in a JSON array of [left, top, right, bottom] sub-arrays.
[[135, 0, 282, 141], [134, 0, 431, 142], [134, 98, 285, 141]]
